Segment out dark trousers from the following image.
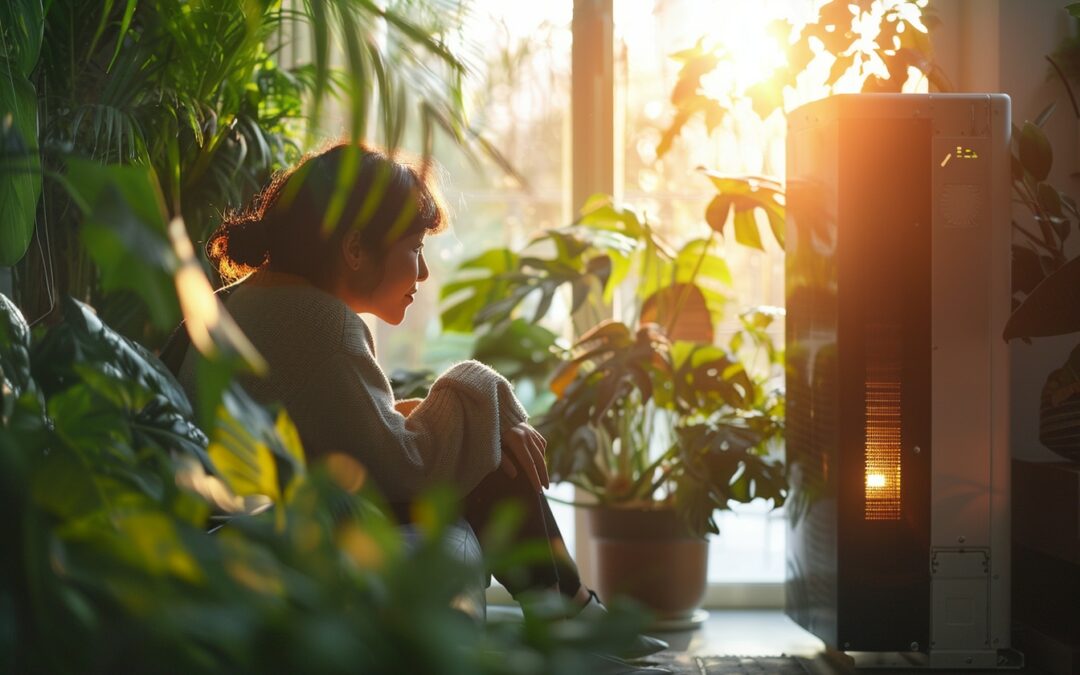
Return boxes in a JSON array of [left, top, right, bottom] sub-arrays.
[[393, 468, 582, 599]]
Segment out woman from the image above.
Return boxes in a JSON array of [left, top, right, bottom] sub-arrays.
[[177, 142, 666, 658]]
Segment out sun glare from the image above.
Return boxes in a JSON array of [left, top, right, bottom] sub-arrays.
[[701, 4, 790, 96]]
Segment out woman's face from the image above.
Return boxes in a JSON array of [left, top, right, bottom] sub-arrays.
[[345, 230, 430, 324]]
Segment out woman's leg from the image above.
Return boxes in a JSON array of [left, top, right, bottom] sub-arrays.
[[462, 468, 582, 599]]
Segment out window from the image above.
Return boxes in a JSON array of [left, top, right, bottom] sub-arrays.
[[374, 0, 930, 599]]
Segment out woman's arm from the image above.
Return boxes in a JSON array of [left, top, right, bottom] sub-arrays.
[[294, 350, 527, 503]]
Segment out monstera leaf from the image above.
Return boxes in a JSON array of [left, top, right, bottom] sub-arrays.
[[640, 283, 714, 344], [674, 421, 786, 536], [703, 172, 785, 251]]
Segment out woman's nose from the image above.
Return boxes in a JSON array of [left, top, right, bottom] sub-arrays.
[[417, 253, 430, 281]]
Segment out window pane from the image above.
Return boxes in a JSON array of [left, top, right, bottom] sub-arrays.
[[615, 0, 790, 583]]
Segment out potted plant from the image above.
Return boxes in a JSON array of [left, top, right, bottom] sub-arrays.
[[1005, 110, 1080, 462], [441, 188, 787, 621]]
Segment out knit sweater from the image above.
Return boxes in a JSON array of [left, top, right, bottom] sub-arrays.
[[177, 271, 528, 502]]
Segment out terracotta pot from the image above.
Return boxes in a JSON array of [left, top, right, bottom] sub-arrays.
[[587, 505, 708, 621]]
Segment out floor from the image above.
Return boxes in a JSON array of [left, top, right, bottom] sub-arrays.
[[489, 605, 1052, 674], [653, 610, 823, 658], [648, 611, 1048, 675]]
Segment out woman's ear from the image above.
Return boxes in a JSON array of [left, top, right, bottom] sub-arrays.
[[341, 229, 366, 272]]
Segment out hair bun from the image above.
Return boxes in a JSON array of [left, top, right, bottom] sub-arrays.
[[207, 215, 271, 283]]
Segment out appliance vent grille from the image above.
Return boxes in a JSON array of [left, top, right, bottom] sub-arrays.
[[864, 322, 902, 521]]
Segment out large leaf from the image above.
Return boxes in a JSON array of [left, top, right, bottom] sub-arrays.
[[0, 293, 33, 403], [0, 72, 41, 266], [472, 318, 560, 382], [669, 343, 756, 413], [439, 248, 519, 333], [66, 161, 179, 329], [702, 172, 785, 250], [640, 283, 713, 344], [33, 296, 194, 418], [576, 195, 646, 239], [208, 385, 306, 514], [0, 0, 44, 77], [1019, 121, 1053, 183]]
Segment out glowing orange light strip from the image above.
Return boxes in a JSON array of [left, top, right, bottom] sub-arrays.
[[865, 324, 902, 521]]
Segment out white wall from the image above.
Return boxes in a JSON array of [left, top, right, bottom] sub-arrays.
[[935, 0, 1079, 461]]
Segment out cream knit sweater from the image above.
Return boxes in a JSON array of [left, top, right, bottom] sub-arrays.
[[177, 271, 528, 502]]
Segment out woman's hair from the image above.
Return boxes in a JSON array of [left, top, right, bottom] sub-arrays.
[[207, 142, 447, 285]]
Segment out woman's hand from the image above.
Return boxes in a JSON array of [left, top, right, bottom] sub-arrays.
[[500, 422, 549, 492]]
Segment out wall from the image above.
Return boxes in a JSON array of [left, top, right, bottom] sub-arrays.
[[935, 0, 1079, 462]]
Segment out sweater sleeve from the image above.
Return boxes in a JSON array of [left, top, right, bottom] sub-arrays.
[[291, 347, 527, 503]]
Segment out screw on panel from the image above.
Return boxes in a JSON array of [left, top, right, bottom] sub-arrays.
[[844, 642, 851, 650], [910, 642, 920, 652], [913, 445, 921, 454], [958, 535, 966, 544]]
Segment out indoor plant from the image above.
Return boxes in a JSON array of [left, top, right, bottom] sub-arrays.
[[441, 189, 787, 620], [1005, 106, 1080, 462], [440, 0, 944, 620], [0, 155, 648, 675]]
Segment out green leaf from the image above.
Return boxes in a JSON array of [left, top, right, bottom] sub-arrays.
[[1037, 182, 1063, 218], [0, 0, 44, 77], [457, 248, 519, 274], [104, 0, 138, 73], [733, 211, 764, 251], [1019, 121, 1053, 182], [702, 172, 784, 250], [472, 319, 559, 382], [33, 297, 194, 419], [208, 386, 305, 512], [67, 161, 179, 329], [0, 293, 33, 402], [577, 195, 645, 238], [0, 72, 41, 266]]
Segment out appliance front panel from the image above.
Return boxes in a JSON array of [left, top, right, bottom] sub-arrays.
[[836, 115, 932, 652]]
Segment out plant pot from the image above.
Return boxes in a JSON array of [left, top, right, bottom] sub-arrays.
[[587, 505, 708, 623], [1011, 336, 1078, 462]]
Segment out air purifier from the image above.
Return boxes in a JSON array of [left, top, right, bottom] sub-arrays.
[[785, 93, 1016, 669]]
